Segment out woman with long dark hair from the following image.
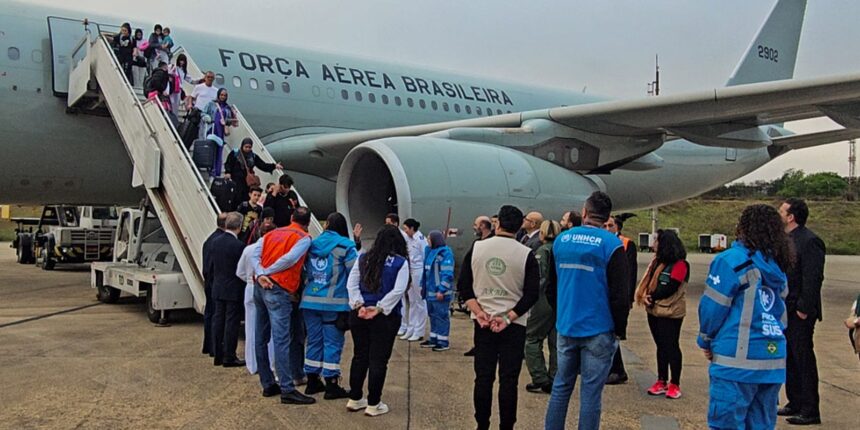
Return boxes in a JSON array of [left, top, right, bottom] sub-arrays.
[[300, 212, 357, 399], [698, 204, 794, 430], [345, 224, 409, 416], [635, 229, 689, 399]]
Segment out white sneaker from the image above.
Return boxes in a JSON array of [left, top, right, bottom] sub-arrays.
[[397, 328, 407, 336], [407, 335, 423, 342], [399, 331, 412, 340], [346, 398, 367, 412], [365, 402, 390, 417]]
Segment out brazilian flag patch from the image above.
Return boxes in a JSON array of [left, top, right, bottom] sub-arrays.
[[767, 341, 778, 355]]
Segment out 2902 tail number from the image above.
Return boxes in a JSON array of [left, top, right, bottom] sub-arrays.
[[757, 45, 778, 63]]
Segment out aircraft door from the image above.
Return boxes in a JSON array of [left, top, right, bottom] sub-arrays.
[[46, 17, 90, 96]]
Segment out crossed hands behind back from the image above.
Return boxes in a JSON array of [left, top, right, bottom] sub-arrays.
[[475, 310, 510, 333], [356, 306, 380, 320]]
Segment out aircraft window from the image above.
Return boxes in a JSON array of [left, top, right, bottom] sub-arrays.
[[355, 91, 363, 102], [454, 104, 461, 113], [282, 81, 291, 93], [381, 94, 389, 104], [507, 110, 512, 114], [31, 50, 43, 63], [312, 86, 321, 97], [7, 47, 20, 61], [487, 109, 493, 116], [465, 105, 472, 114], [341, 89, 349, 100], [419, 99, 426, 109], [265, 80, 275, 91], [368, 93, 376, 103], [395, 96, 402, 106], [476, 106, 483, 115], [249, 78, 259, 90], [431, 101, 438, 111], [215, 74, 225, 86], [407, 98, 414, 108], [497, 109, 503, 115], [232, 76, 242, 88], [442, 102, 449, 112], [327, 87, 335, 99]]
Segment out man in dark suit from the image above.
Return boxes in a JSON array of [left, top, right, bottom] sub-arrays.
[[211, 212, 248, 367], [778, 198, 826, 426], [202, 213, 227, 356], [520, 211, 544, 251]]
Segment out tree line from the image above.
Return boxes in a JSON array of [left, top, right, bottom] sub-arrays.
[[701, 170, 857, 200]]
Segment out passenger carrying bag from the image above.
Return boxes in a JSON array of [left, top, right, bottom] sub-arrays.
[[239, 152, 262, 188], [210, 177, 236, 212]]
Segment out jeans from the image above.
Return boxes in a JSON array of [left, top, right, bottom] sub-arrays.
[[349, 311, 401, 406], [243, 284, 274, 374], [473, 321, 527, 430], [708, 376, 781, 430], [545, 331, 617, 430], [426, 298, 451, 347], [254, 284, 296, 393], [303, 309, 345, 378], [290, 301, 306, 381], [785, 313, 819, 417], [647, 314, 683, 385]]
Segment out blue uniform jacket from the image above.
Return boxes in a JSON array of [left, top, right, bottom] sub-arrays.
[[300, 230, 357, 312], [697, 240, 788, 384], [421, 245, 455, 299]]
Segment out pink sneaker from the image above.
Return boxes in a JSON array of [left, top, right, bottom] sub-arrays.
[[665, 383, 682, 399], [647, 380, 667, 396]]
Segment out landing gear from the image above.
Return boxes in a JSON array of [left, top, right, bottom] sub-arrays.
[[16, 234, 33, 264]]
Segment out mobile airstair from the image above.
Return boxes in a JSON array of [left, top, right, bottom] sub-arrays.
[[64, 24, 322, 314]]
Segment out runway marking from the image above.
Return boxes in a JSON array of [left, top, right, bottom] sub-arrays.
[[0, 302, 102, 329]]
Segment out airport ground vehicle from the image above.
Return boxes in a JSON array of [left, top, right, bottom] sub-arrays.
[[91, 207, 193, 324], [15, 206, 117, 270], [698, 234, 728, 253]]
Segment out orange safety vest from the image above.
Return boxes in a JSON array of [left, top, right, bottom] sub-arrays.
[[620, 235, 632, 251], [260, 223, 309, 293]]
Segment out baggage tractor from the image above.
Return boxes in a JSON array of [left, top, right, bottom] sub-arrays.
[[210, 177, 236, 212]]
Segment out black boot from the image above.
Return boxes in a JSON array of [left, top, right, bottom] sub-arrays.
[[305, 373, 326, 395], [323, 376, 350, 400]]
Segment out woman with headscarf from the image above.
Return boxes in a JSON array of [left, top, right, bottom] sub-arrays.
[[203, 88, 237, 177], [418, 230, 455, 351], [345, 225, 410, 416], [131, 28, 147, 88], [300, 213, 357, 399], [113, 23, 135, 85]]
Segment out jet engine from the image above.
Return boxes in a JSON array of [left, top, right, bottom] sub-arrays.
[[336, 137, 602, 255]]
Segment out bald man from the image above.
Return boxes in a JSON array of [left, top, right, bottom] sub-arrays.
[[473, 215, 493, 240], [520, 211, 544, 251]]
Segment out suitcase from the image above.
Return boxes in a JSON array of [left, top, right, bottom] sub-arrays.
[[210, 177, 236, 212], [192, 139, 216, 171], [178, 109, 201, 148]]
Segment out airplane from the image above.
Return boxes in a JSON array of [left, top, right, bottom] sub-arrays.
[[2, 0, 860, 256]]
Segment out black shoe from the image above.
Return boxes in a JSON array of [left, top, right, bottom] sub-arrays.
[[323, 377, 350, 400], [464, 347, 476, 357], [526, 383, 545, 393], [213, 358, 223, 366], [786, 415, 821, 425], [605, 373, 628, 385], [262, 384, 282, 397], [541, 382, 553, 394], [305, 374, 326, 395], [778, 406, 798, 417], [222, 360, 246, 368], [281, 390, 316, 405]]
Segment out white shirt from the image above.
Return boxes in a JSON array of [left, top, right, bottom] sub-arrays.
[[236, 242, 261, 285], [191, 83, 218, 110], [402, 229, 426, 272], [346, 259, 409, 315]]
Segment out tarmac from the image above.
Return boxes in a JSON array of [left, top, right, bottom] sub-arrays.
[[0, 244, 858, 429]]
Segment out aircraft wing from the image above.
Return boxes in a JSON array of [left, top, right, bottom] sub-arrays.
[[272, 72, 860, 176]]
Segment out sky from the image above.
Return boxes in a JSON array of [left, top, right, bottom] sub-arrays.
[[32, 0, 860, 182]]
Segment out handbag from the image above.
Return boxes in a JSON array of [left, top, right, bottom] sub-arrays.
[[238, 150, 261, 188]]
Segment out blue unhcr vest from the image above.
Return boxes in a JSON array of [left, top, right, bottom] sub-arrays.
[[359, 253, 407, 316], [300, 230, 358, 312], [553, 225, 623, 338]]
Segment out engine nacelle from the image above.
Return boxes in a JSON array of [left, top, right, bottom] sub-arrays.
[[336, 137, 602, 255]]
